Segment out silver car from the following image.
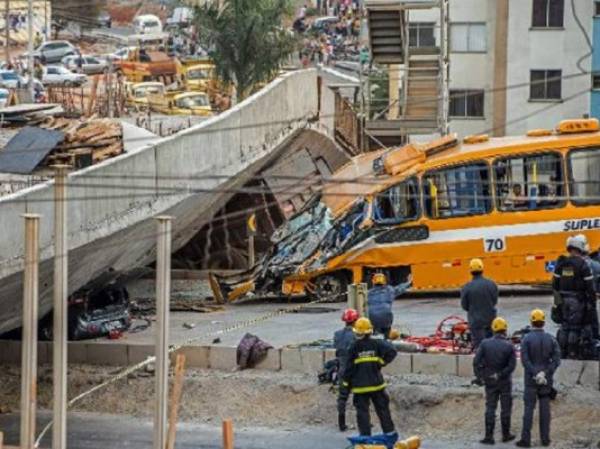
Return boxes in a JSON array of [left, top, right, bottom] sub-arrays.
[[62, 55, 109, 75], [33, 40, 78, 64]]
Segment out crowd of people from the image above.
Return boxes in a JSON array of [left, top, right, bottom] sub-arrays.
[[326, 233, 599, 448], [294, 2, 364, 67]]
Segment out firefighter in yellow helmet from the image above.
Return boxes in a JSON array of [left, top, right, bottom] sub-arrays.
[[516, 309, 561, 448], [473, 317, 517, 445], [461, 258, 499, 350], [342, 317, 398, 440], [368, 272, 411, 339]]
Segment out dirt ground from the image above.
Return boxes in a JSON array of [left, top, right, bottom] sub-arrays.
[[0, 365, 598, 449]]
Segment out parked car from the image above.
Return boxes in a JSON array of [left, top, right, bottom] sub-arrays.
[[310, 16, 339, 33], [105, 46, 136, 62], [133, 14, 163, 35], [62, 55, 109, 75], [0, 70, 23, 88], [96, 10, 112, 28], [31, 40, 78, 64], [42, 65, 88, 86]]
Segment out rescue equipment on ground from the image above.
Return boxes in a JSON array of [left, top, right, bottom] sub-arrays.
[[402, 315, 471, 354]]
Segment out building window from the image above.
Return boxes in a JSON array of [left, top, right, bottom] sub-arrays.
[[409, 22, 436, 47], [494, 153, 564, 211], [569, 148, 600, 205], [450, 23, 487, 52], [530, 70, 562, 100], [596, 1, 600, 16], [593, 74, 600, 90], [423, 163, 492, 219], [449, 90, 484, 118], [532, 0, 564, 28], [373, 177, 420, 224]]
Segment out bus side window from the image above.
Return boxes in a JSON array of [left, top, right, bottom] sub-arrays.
[[569, 147, 600, 205], [373, 177, 420, 224], [494, 153, 563, 211], [423, 163, 491, 218]]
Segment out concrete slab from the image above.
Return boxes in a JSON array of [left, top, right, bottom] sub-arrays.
[[457, 355, 474, 378], [172, 345, 210, 368], [85, 343, 128, 366], [127, 343, 154, 365], [208, 346, 237, 371], [412, 353, 457, 376], [281, 348, 324, 374], [556, 359, 599, 389], [383, 352, 412, 375], [324, 348, 336, 361], [254, 348, 281, 371], [68, 342, 88, 364]]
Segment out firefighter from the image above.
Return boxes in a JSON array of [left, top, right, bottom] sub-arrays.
[[367, 273, 411, 339], [342, 317, 398, 438], [334, 308, 358, 431], [583, 241, 600, 340], [552, 235, 597, 359], [461, 258, 498, 350], [516, 309, 561, 448], [473, 317, 516, 445]]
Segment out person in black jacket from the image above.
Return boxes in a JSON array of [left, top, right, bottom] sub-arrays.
[[461, 258, 498, 350], [334, 308, 358, 431], [473, 317, 517, 445], [342, 317, 397, 438], [516, 309, 561, 448]]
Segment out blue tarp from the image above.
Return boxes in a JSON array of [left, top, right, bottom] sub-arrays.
[[347, 432, 399, 449]]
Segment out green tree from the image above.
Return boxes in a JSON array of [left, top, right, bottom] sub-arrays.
[[194, 0, 297, 101]]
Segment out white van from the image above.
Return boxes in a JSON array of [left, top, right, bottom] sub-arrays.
[[133, 14, 163, 35]]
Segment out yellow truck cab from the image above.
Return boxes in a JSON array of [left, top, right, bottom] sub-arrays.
[[184, 63, 216, 92], [148, 91, 213, 116], [127, 81, 166, 107]]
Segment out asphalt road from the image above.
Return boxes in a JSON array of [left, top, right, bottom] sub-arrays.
[[0, 412, 532, 449]]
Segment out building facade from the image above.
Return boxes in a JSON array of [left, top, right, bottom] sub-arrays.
[[409, 0, 592, 138]]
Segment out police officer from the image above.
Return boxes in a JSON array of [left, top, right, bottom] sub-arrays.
[[583, 240, 600, 340], [342, 317, 398, 438], [461, 259, 498, 350], [334, 308, 358, 431], [368, 273, 411, 339], [516, 309, 561, 448], [473, 317, 516, 445], [552, 235, 596, 358]]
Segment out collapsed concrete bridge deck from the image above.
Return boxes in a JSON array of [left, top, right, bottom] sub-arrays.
[[0, 69, 349, 334]]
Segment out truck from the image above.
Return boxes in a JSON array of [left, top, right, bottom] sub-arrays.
[[114, 48, 178, 84], [147, 91, 213, 117]]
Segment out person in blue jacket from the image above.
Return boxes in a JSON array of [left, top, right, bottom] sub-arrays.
[[367, 272, 411, 339]]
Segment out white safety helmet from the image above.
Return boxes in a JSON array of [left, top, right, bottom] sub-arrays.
[[566, 234, 588, 253]]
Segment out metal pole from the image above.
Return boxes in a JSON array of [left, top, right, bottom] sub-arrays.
[[4, 0, 9, 63], [52, 165, 69, 449], [20, 213, 40, 449], [27, 0, 33, 100], [154, 216, 172, 449]]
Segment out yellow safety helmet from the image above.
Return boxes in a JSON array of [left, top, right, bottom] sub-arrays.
[[372, 273, 387, 285], [491, 317, 508, 333], [388, 328, 401, 340], [469, 258, 484, 273], [353, 317, 374, 336], [530, 309, 546, 323], [395, 436, 422, 449]]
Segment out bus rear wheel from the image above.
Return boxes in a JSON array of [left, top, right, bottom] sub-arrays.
[[310, 273, 349, 303]]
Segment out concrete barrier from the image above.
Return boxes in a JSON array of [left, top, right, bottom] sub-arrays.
[[208, 346, 237, 371], [281, 348, 324, 374], [171, 345, 210, 369], [457, 355, 474, 378], [556, 359, 599, 389], [383, 353, 412, 375], [412, 353, 457, 376], [254, 348, 281, 371]]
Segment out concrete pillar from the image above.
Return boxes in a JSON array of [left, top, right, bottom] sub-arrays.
[[21, 213, 40, 449], [52, 165, 69, 449], [154, 216, 172, 449]]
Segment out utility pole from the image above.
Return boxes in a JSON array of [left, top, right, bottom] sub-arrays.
[[154, 216, 172, 449], [52, 165, 69, 449], [20, 213, 40, 449], [27, 0, 33, 100]]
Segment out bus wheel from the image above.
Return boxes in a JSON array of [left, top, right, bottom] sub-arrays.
[[310, 273, 348, 303]]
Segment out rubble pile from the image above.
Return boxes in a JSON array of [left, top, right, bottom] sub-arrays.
[[41, 117, 123, 167]]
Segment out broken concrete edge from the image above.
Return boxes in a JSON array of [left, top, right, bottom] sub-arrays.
[[0, 340, 597, 390]]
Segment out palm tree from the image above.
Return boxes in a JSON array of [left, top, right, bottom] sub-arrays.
[[194, 0, 297, 102]]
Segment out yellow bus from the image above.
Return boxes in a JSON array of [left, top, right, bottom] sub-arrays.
[[210, 118, 600, 302]]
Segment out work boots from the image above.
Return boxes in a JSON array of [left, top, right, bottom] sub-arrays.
[[479, 424, 495, 445], [502, 417, 516, 442]]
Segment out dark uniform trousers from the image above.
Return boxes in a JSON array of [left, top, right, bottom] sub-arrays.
[[521, 385, 551, 444], [353, 390, 395, 436], [337, 384, 350, 415], [471, 326, 493, 351], [485, 381, 512, 432]]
